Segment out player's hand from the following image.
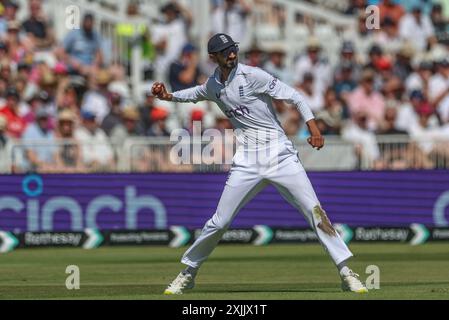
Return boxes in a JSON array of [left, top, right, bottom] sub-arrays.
[[151, 82, 172, 101], [307, 135, 324, 150]]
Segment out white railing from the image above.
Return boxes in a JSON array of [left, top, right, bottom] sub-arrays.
[[3, 135, 449, 174]]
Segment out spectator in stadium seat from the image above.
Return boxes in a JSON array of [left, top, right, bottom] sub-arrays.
[[334, 41, 362, 83], [101, 91, 123, 136], [54, 109, 84, 173], [115, 0, 156, 76], [342, 110, 380, 168], [56, 82, 82, 122], [282, 108, 301, 137], [21, 0, 55, 50], [334, 61, 357, 99], [378, 0, 405, 26], [315, 88, 349, 135], [211, 0, 251, 50], [383, 75, 406, 108], [405, 60, 433, 95], [81, 69, 111, 123], [22, 108, 56, 171], [5, 20, 30, 63], [343, 11, 375, 58], [38, 69, 58, 115], [295, 72, 324, 112], [396, 90, 440, 133], [244, 45, 264, 68], [407, 102, 446, 158], [373, 16, 403, 54], [137, 90, 158, 134], [429, 58, 449, 123], [399, 6, 435, 52], [263, 45, 293, 86], [152, 2, 188, 79], [0, 1, 19, 39], [110, 106, 145, 146], [294, 37, 331, 96], [58, 13, 103, 76], [21, 93, 41, 124], [186, 108, 205, 135], [74, 110, 114, 171], [147, 107, 170, 137], [168, 43, 203, 92], [0, 41, 9, 61], [0, 87, 27, 138], [346, 69, 386, 131], [0, 114, 15, 171], [344, 0, 366, 15], [392, 42, 415, 81], [430, 3, 449, 46], [374, 56, 394, 86], [377, 107, 408, 135]]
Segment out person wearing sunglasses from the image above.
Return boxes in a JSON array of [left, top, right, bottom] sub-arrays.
[[152, 33, 367, 295]]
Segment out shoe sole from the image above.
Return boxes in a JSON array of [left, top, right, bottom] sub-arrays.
[[342, 287, 369, 293], [342, 284, 369, 293]]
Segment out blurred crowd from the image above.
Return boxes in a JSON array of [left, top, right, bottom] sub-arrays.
[[0, 0, 448, 173]]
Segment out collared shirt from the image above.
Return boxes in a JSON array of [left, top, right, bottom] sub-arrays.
[[347, 86, 386, 131], [172, 63, 314, 148], [63, 29, 102, 65]]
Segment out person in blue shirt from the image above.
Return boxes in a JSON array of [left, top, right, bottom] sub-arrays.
[[22, 108, 56, 171], [58, 13, 103, 76], [168, 43, 203, 92]]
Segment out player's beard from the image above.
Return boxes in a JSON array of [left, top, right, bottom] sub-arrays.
[[225, 57, 238, 69]]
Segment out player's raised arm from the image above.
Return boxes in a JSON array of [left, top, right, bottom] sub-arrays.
[[151, 82, 209, 103]]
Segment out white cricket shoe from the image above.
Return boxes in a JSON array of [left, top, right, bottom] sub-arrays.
[[163, 272, 195, 295], [341, 270, 368, 293]]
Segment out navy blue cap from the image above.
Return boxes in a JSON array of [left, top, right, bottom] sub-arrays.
[[81, 110, 96, 120], [182, 43, 196, 54], [410, 90, 424, 100], [341, 41, 355, 53], [439, 58, 449, 67], [5, 87, 19, 99], [207, 33, 237, 54]]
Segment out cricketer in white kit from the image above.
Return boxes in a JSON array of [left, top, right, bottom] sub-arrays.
[[151, 33, 368, 294]]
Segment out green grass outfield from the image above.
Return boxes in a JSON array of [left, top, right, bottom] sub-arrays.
[[1, 243, 449, 300]]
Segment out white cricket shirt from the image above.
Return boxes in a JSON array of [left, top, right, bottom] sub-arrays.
[[172, 63, 315, 148]]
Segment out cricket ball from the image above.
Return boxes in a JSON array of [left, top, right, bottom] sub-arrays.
[[153, 84, 162, 95]]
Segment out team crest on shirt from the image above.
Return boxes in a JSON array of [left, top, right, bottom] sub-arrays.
[[239, 85, 244, 97]]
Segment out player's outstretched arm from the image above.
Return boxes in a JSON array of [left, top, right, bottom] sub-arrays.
[[151, 82, 173, 101], [152, 81, 209, 103], [306, 119, 324, 150]]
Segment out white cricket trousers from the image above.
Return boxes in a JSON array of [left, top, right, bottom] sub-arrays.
[[181, 140, 353, 268]]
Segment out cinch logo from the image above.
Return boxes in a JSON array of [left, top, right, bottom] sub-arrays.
[[0, 175, 167, 231], [225, 105, 250, 119]]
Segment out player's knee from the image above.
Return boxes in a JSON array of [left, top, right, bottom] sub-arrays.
[[209, 214, 230, 232]]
